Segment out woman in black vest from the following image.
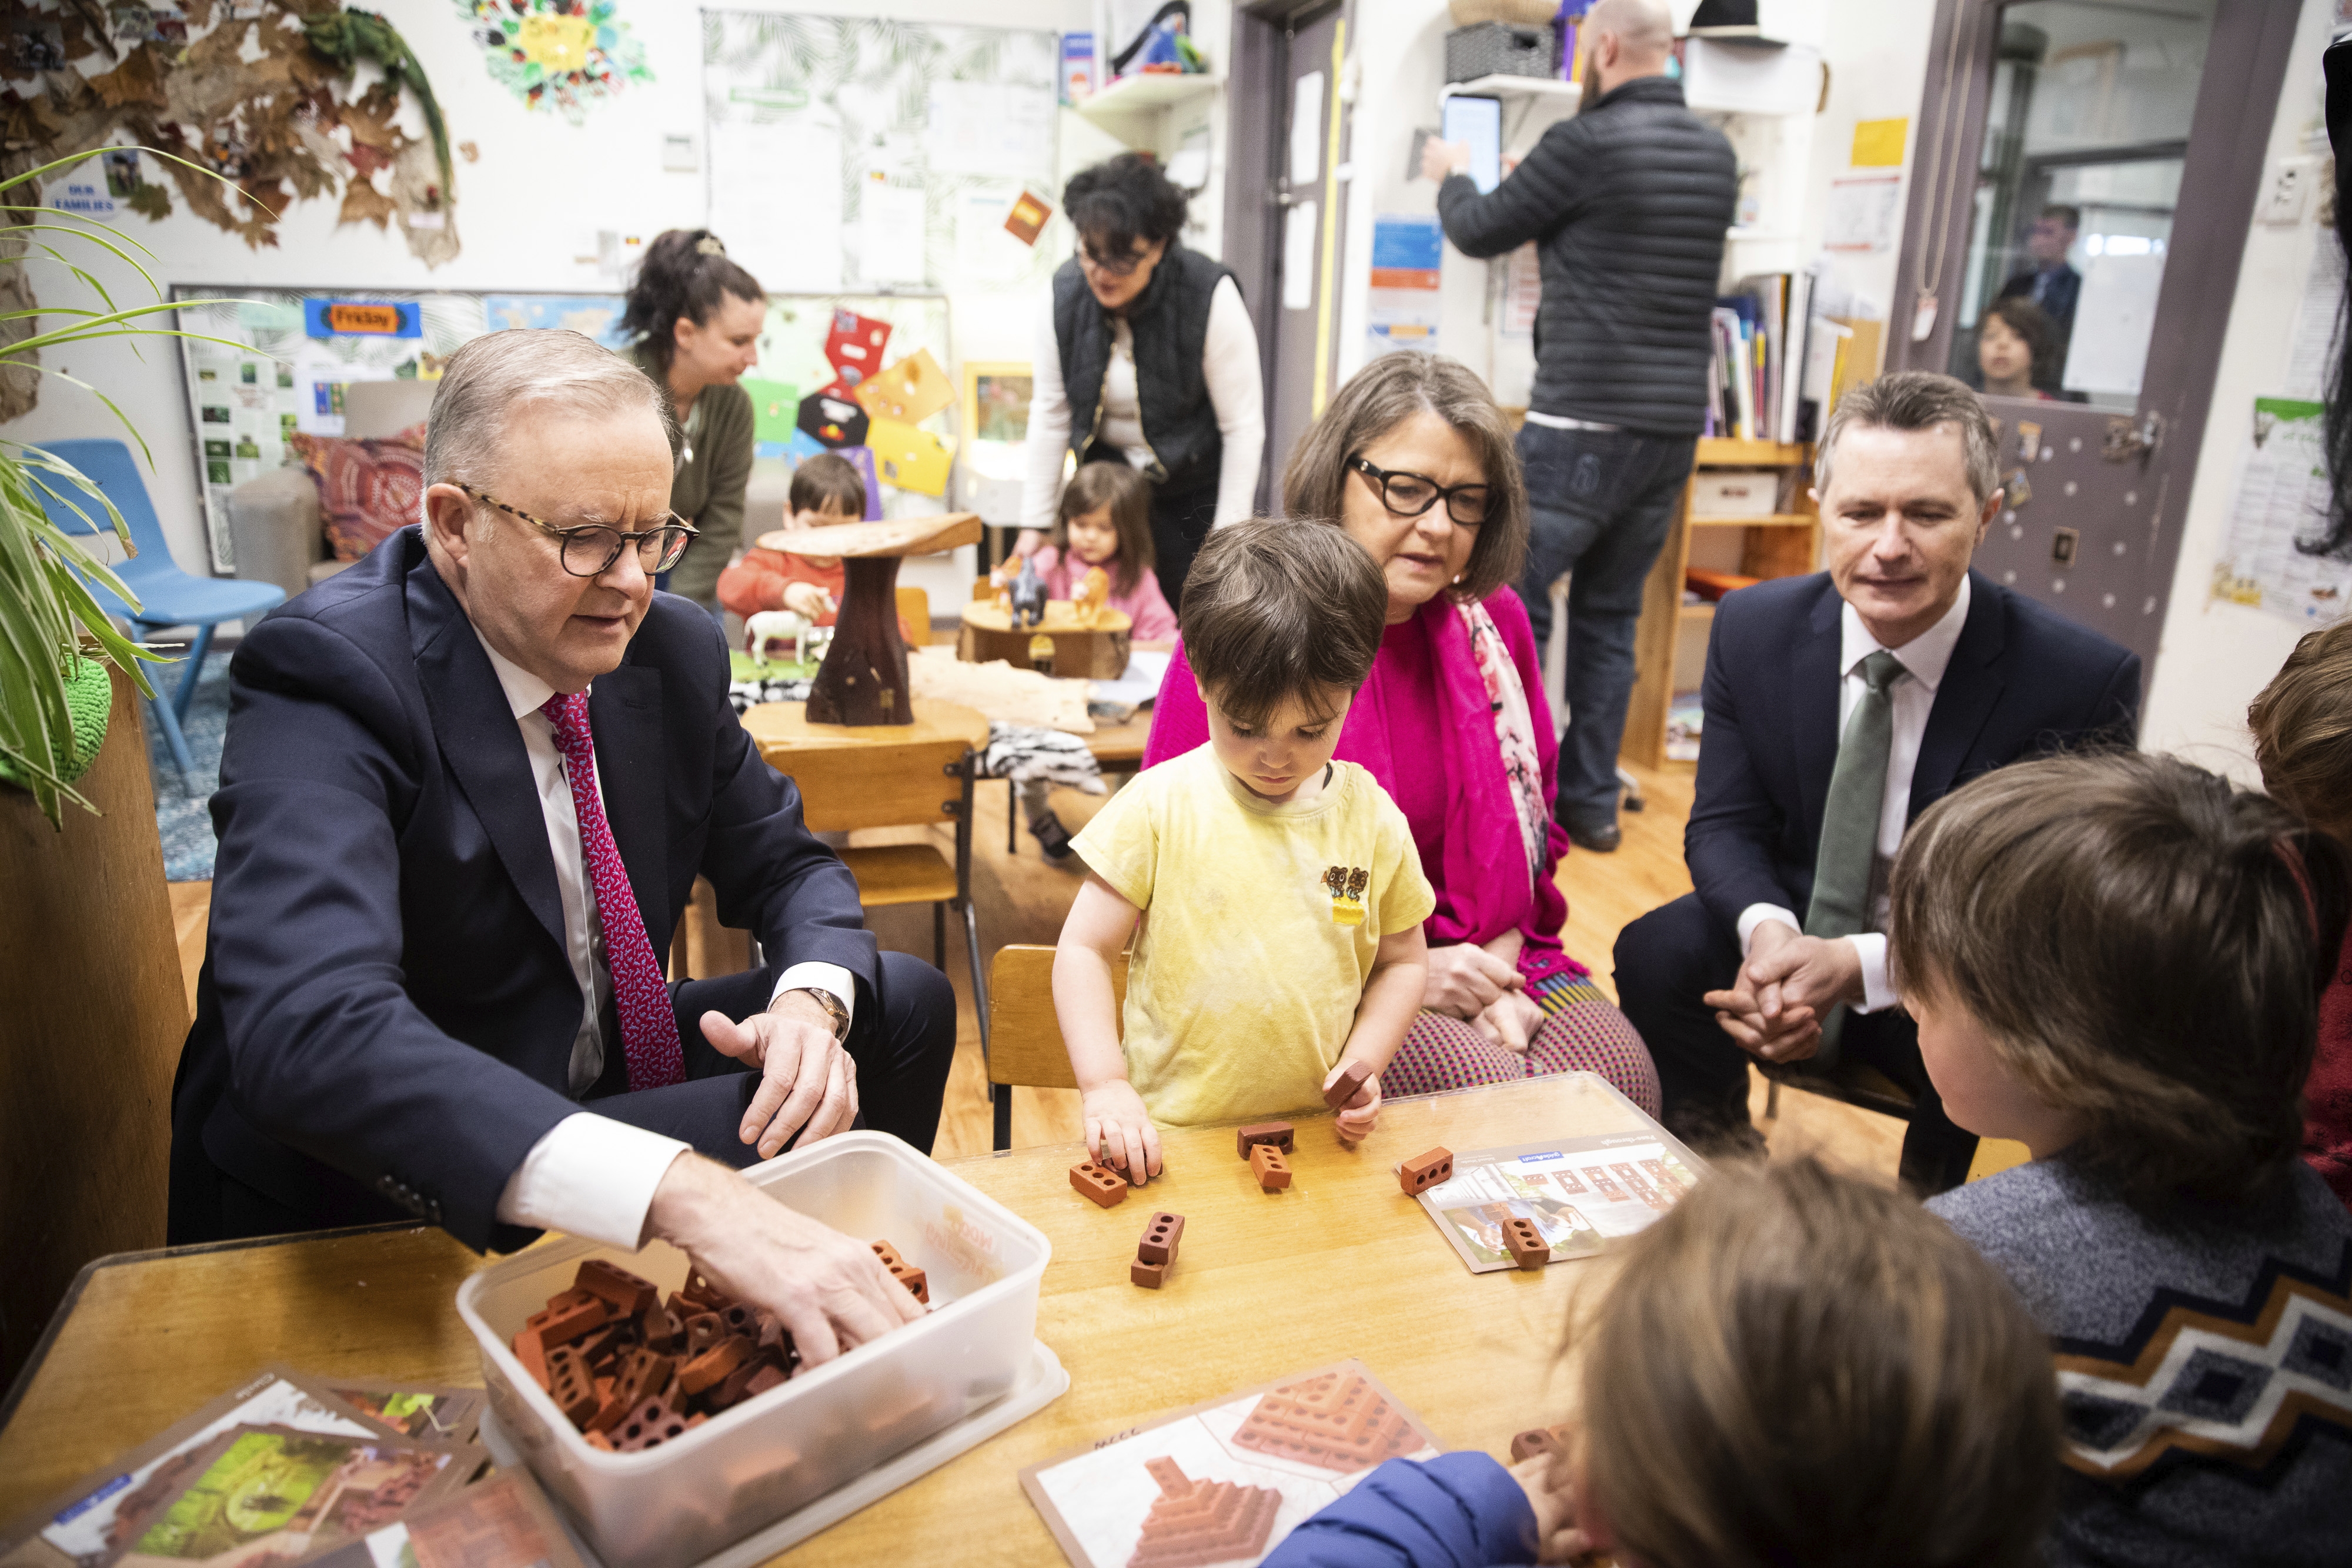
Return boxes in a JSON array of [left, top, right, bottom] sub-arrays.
[[1016, 154, 1265, 607]]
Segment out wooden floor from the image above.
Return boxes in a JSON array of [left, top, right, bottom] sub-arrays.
[[164, 758, 1909, 1181]]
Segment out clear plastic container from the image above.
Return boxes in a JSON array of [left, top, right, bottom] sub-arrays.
[[455, 1132, 1052, 1568]]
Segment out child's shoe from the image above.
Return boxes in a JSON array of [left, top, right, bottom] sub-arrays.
[[1030, 812, 1075, 862]]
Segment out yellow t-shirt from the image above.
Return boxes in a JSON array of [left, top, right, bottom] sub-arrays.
[[1070, 745, 1436, 1126]]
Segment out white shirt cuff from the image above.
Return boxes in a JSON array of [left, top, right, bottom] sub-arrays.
[[1847, 933, 1897, 1013], [771, 961, 856, 1028], [1736, 903, 1800, 959], [495, 1112, 689, 1251]]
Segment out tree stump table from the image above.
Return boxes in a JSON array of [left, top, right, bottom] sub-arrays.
[[755, 513, 983, 726]]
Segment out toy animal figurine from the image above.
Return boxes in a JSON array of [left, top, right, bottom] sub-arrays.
[[1073, 566, 1110, 629], [744, 609, 810, 664], [1010, 553, 1048, 629]]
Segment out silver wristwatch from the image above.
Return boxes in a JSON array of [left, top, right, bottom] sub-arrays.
[[788, 986, 851, 1042]]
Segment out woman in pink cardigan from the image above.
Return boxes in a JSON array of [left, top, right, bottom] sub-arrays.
[[1144, 354, 1657, 1111]]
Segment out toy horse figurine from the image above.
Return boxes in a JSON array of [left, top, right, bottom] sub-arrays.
[[1073, 566, 1111, 629], [744, 609, 810, 664], [1010, 552, 1048, 629]]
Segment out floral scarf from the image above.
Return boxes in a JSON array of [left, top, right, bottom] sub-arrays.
[[1458, 598, 1548, 895]]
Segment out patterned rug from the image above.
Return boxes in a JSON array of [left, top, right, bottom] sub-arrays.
[[146, 649, 232, 883]]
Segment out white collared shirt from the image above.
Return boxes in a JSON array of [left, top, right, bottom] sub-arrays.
[[475, 629, 856, 1249], [1736, 576, 1972, 1013]]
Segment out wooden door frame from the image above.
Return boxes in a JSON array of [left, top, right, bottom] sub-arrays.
[[1889, 0, 2300, 677]]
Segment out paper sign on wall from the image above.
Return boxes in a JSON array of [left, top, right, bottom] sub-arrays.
[[799, 385, 871, 448], [1004, 188, 1054, 246], [743, 377, 801, 446], [303, 299, 424, 338], [1849, 118, 1908, 168], [855, 349, 955, 426], [867, 417, 953, 496], [824, 309, 893, 386]]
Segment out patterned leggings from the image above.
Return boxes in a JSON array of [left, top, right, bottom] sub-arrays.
[[1381, 971, 1661, 1119]]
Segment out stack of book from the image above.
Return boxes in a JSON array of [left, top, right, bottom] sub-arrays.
[[1706, 269, 1874, 444]]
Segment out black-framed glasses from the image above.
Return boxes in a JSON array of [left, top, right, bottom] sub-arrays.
[[1078, 239, 1155, 278], [1346, 455, 1492, 526], [455, 482, 697, 577]]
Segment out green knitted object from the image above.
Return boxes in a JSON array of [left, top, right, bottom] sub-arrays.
[[0, 657, 111, 791]]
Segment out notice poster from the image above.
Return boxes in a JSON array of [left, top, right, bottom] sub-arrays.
[[1367, 215, 1443, 358], [1413, 1132, 1701, 1273], [2209, 396, 2351, 626]]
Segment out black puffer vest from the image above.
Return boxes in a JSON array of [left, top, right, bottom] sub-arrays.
[[1053, 244, 1234, 494]]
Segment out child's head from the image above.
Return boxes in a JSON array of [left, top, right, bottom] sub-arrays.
[[1057, 462, 1154, 597], [2249, 617, 2352, 845], [1178, 519, 1387, 803], [1575, 1156, 2059, 1568], [789, 453, 866, 526], [1889, 750, 2351, 1210]]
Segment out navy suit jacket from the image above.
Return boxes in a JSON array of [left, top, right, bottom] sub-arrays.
[[171, 526, 874, 1252], [1685, 569, 2141, 937]]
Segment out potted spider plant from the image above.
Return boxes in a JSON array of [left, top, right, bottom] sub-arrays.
[[0, 149, 261, 828]]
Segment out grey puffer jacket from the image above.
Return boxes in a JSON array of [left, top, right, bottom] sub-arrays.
[[1436, 75, 1736, 437]]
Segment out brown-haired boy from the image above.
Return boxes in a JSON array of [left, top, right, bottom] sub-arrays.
[[1895, 751, 2352, 1564], [1053, 519, 1433, 1183], [717, 453, 908, 640]]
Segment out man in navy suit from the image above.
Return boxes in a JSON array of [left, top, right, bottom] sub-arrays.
[[169, 329, 953, 1362], [1614, 372, 2139, 1192]]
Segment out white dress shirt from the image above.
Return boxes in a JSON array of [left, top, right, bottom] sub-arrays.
[[1021, 275, 1266, 534], [1736, 576, 1972, 1014], [475, 630, 856, 1249]]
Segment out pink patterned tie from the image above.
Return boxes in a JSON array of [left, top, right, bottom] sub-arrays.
[[541, 692, 684, 1091]]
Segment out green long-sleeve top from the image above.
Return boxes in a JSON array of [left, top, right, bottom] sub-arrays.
[[625, 342, 753, 610]]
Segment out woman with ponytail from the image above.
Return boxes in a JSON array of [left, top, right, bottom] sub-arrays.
[[619, 229, 766, 613]]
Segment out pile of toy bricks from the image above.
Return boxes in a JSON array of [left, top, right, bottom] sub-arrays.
[[1237, 1122, 1293, 1191], [510, 1248, 924, 1452]]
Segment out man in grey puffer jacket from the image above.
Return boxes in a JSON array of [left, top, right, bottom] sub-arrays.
[[1426, 0, 1734, 851]]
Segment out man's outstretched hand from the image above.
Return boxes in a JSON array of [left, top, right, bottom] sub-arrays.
[[1702, 921, 1863, 1064], [644, 1154, 923, 1369]]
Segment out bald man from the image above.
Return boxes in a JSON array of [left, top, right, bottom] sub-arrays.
[[1424, 0, 1736, 854]]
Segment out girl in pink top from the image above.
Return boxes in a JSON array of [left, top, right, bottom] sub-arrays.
[[1028, 462, 1179, 644]]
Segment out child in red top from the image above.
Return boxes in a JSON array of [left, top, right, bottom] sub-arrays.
[[718, 453, 912, 641], [2249, 616, 2352, 1209], [1021, 462, 1178, 644]]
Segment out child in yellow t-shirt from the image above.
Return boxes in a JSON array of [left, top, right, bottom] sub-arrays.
[[1054, 519, 1434, 1185]]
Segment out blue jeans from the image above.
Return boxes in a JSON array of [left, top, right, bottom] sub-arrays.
[[1515, 424, 1696, 827]]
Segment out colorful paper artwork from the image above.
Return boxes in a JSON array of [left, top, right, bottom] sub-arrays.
[[823, 309, 893, 387], [836, 445, 886, 519], [854, 349, 955, 426], [741, 377, 802, 446], [1004, 189, 1053, 247], [456, 0, 652, 123], [866, 418, 952, 497], [797, 386, 870, 449]]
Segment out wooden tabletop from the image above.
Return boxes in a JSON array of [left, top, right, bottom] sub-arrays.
[[754, 514, 983, 560], [1083, 711, 1151, 767], [0, 1075, 1651, 1563], [740, 698, 990, 759]]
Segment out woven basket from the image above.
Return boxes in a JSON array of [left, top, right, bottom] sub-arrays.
[[1444, 21, 1559, 83], [1448, 0, 1560, 25]]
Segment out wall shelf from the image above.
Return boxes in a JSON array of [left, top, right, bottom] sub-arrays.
[[1075, 72, 1222, 118], [1441, 75, 1582, 103]]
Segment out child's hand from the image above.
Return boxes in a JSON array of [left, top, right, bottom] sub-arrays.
[[781, 581, 834, 621], [1324, 1062, 1381, 1145], [1509, 1450, 1595, 1565], [1082, 1080, 1162, 1185]]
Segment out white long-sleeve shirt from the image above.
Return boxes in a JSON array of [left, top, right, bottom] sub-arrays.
[[1736, 577, 1973, 1012], [473, 630, 854, 1251], [1020, 275, 1266, 535]]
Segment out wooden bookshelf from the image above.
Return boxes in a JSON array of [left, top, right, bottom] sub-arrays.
[[1622, 439, 1818, 770]]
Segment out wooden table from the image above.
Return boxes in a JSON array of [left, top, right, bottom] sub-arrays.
[[0, 1075, 1646, 1562], [740, 697, 990, 765]]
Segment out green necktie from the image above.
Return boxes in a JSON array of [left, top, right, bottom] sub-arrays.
[[1802, 649, 1905, 1059]]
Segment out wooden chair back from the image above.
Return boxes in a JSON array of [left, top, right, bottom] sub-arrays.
[[786, 736, 971, 834], [896, 586, 931, 646], [971, 573, 995, 602], [985, 943, 1124, 1091]]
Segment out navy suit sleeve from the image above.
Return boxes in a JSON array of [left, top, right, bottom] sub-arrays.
[[2090, 647, 2142, 744], [207, 611, 580, 1251], [1258, 1455, 1541, 1568], [1683, 601, 1798, 931], [676, 614, 877, 989], [1435, 121, 1589, 260]]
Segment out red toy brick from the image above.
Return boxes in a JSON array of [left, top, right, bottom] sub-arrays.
[[1510, 1426, 1563, 1463], [678, 1334, 757, 1398], [1070, 1160, 1129, 1208], [683, 1311, 727, 1356], [510, 1325, 552, 1390], [681, 1269, 732, 1311], [609, 1395, 693, 1452], [639, 1305, 683, 1355], [1323, 1061, 1374, 1112], [1234, 1122, 1295, 1159], [1131, 1256, 1168, 1289], [1250, 1144, 1292, 1192], [870, 1239, 904, 1268], [1503, 1216, 1550, 1270], [890, 1262, 929, 1303], [1398, 1146, 1455, 1196], [524, 1289, 610, 1348], [573, 1258, 659, 1318], [744, 1363, 789, 1400], [545, 1344, 599, 1427], [1137, 1211, 1185, 1265]]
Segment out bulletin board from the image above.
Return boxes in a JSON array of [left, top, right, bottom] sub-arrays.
[[701, 12, 1064, 297], [171, 286, 955, 571]]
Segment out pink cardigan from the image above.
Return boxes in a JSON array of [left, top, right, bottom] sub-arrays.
[[1030, 546, 1178, 641], [1142, 586, 1584, 985]]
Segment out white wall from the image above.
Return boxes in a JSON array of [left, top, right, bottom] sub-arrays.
[[1800, 0, 1936, 327], [4, 0, 1092, 576]]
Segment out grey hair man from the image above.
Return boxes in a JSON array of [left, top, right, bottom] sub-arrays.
[[1421, 0, 1738, 853], [171, 329, 957, 1365], [1611, 371, 2141, 1195]]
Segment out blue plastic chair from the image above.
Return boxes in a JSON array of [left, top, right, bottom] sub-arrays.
[[32, 438, 286, 787]]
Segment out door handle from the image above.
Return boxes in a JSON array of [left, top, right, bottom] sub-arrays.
[[2103, 411, 2165, 466]]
